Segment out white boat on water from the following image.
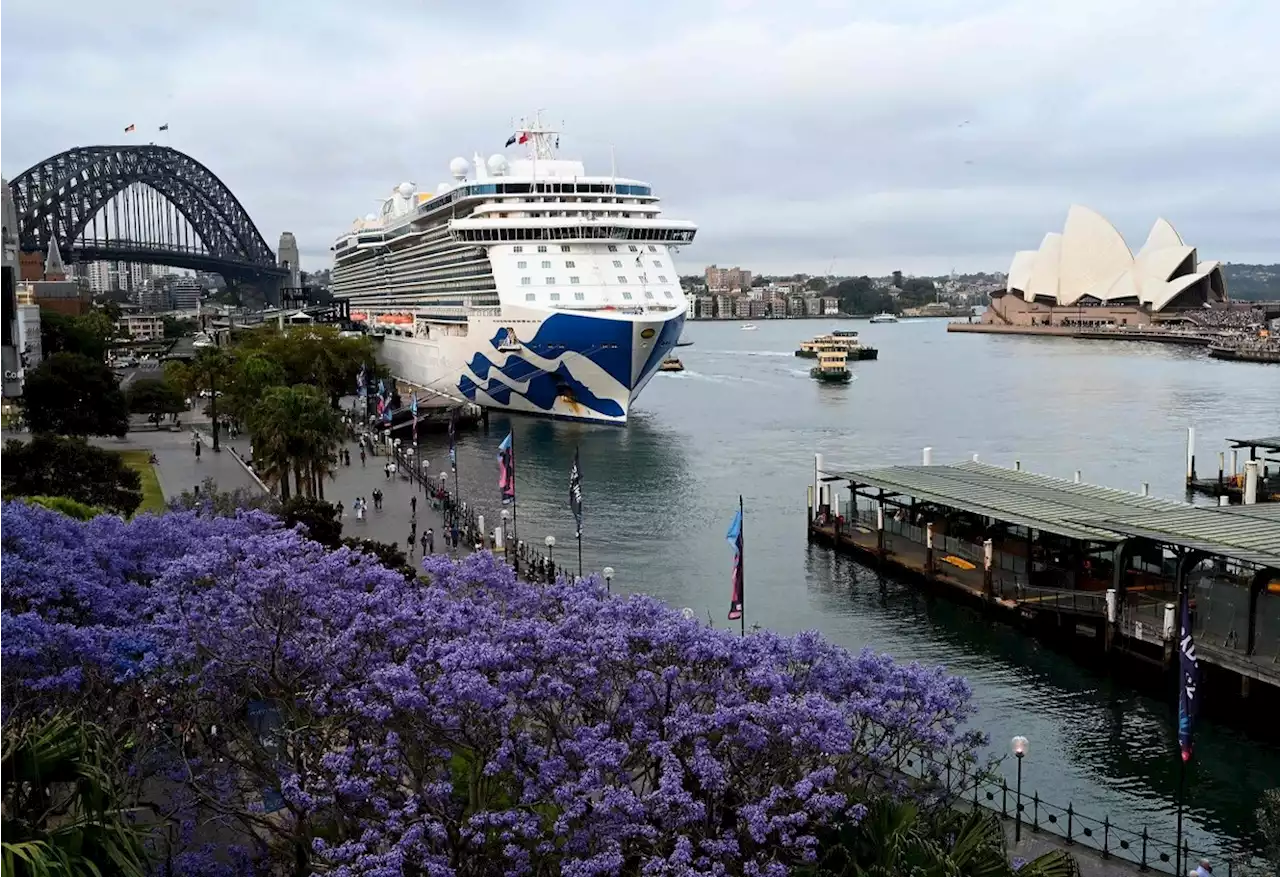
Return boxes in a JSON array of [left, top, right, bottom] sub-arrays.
[[329, 113, 697, 424], [870, 312, 899, 324], [740, 323, 759, 331]]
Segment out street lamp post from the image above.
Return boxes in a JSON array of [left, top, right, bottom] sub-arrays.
[[603, 566, 614, 594], [500, 510, 510, 560], [545, 535, 556, 565], [1011, 736, 1029, 844]]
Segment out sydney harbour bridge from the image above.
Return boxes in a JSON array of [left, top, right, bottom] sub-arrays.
[[8, 144, 289, 305]]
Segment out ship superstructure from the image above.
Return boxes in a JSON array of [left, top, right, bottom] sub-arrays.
[[330, 115, 697, 423]]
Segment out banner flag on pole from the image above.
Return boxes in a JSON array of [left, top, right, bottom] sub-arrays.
[[356, 365, 366, 397], [410, 393, 419, 442], [726, 505, 744, 620], [569, 448, 583, 538], [497, 432, 515, 504], [448, 407, 458, 470], [1178, 589, 1200, 762]]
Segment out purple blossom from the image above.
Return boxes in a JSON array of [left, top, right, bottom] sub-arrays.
[[2, 501, 985, 875]]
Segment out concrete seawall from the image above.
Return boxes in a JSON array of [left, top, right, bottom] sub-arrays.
[[946, 323, 1214, 346]]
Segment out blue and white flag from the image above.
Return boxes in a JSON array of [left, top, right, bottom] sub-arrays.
[[726, 504, 744, 621], [1178, 589, 1200, 762], [497, 432, 515, 503]]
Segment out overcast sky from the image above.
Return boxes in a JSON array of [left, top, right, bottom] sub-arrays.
[[3, 0, 1277, 276]]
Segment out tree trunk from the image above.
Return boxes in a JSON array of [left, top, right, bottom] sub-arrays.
[[315, 464, 325, 500], [295, 463, 306, 498]]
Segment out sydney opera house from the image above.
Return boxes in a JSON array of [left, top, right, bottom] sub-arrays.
[[980, 206, 1227, 327]]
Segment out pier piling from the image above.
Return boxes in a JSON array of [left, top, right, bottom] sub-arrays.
[[1245, 460, 1260, 504], [1186, 427, 1196, 484]]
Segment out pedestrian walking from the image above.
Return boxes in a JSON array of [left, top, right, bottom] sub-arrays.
[[450, 523, 460, 552], [410, 495, 417, 516], [420, 530, 430, 556], [425, 527, 435, 554], [374, 488, 383, 511], [360, 447, 366, 467], [194, 438, 201, 461], [406, 533, 416, 559], [336, 500, 345, 520]]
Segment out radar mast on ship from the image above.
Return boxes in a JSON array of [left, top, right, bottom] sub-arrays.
[[512, 110, 560, 161]]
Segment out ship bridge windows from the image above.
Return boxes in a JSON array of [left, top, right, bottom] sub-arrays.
[[537, 245, 547, 252], [560, 244, 571, 252], [541, 260, 552, 269], [525, 292, 536, 301], [565, 260, 576, 268], [521, 277, 531, 285], [613, 260, 623, 268], [622, 291, 633, 300], [574, 291, 585, 301], [513, 246, 524, 253], [648, 245, 658, 251], [546, 276, 556, 284], [608, 245, 618, 252], [550, 292, 561, 301], [517, 260, 527, 268], [658, 275, 668, 282], [617, 275, 627, 283], [570, 276, 580, 284], [644, 291, 654, 299]]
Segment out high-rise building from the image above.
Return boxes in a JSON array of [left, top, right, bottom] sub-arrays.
[[704, 264, 752, 292], [278, 232, 301, 289], [169, 276, 201, 311]]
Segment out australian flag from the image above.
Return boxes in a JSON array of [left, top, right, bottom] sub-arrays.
[[497, 432, 515, 504], [569, 448, 583, 538], [1178, 589, 1200, 762], [448, 408, 458, 470], [726, 504, 744, 620]]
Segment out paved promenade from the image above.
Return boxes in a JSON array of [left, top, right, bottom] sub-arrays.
[[216, 430, 470, 562]]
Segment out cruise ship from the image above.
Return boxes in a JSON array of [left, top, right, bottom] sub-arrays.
[[330, 116, 697, 424]]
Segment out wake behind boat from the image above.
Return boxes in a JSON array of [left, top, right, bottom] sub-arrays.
[[329, 113, 697, 424]]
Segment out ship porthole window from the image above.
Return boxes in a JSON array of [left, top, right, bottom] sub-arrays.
[[550, 293, 561, 301], [644, 291, 654, 299], [517, 261, 527, 269], [622, 291, 633, 300], [570, 276, 580, 284], [525, 293, 536, 301], [521, 277, 531, 285], [545, 276, 555, 284], [574, 291, 585, 301], [513, 246, 523, 253]]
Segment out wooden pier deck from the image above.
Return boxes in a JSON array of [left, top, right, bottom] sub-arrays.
[[808, 457, 1280, 699]]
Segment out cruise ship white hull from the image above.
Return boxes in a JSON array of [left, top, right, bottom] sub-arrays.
[[374, 305, 686, 424]]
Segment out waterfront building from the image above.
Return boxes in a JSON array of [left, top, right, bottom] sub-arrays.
[[981, 206, 1227, 327], [705, 264, 752, 291], [821, 295, 839, 315]]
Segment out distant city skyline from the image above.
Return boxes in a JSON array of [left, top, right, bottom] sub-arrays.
[[3, 0, 1278, 276]]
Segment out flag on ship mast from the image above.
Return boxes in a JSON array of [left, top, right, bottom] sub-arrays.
[[124, 124, 136, 133], [726, 498, 744, 631], [159, 123, 170, 131]]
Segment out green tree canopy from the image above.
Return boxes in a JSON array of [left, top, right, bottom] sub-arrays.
[[282, 495, 342, 547], [125, 378, 186, 425], [830, 276, 893, 315], [21, 352, 129, 437], [161, 316, 199, 339], [247, 384, 343, 500], [232, 326, 379, 407], [38, 310, 117, 362], [2, 436, 143, 515]]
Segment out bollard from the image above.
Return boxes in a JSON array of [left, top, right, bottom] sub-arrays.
[[1186, 426, 1196, 482], [922, 446, 933, 466], [1245, 460, 1260, 505], [1015, 460, 1021, 471], [477, 514, 485, 549], [1074, 470, 1082, 484], [1220, 496, 1230, 507], [1141, 482, 1149, 496], [972, 453, 980, 462], [1163, 603, 1176, 640], [814, 454, 824, 521]]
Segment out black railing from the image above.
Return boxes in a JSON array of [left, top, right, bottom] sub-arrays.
[[898, 748, 1259, 875], [393, 446, 561, 584]]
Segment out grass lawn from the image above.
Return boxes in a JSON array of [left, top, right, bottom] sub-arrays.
[[117, 450, 166, 514]]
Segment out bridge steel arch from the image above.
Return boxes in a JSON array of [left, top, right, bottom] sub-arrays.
[[9, 145, 287, 291]]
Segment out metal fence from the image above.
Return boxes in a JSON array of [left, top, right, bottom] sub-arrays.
[[898, 748, 1260, 876]]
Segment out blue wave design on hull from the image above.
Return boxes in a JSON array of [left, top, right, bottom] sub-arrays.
[[460, 354, 624, 418]]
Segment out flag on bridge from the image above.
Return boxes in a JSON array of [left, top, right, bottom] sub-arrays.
[[726, 498, 745, 626], [569, 447, 583, 538], [497, 432, 515, 504], [1178, 589, 1200, 762], [124, 124, 136, 133], [159, 123, 170, 131]]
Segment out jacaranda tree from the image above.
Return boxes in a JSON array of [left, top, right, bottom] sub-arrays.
[[2, 501, 1002, 876]]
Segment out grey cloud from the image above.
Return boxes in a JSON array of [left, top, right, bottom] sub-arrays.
[[2, 0, 1276, 277]]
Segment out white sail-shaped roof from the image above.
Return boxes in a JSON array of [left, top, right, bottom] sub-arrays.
[[1004, 207, 1226, 311]]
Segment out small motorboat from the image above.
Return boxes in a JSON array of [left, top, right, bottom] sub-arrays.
[[740, 323, 758, 331], [659, 357, 685, 372]]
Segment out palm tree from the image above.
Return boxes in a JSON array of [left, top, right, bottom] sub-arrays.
[[246, 385, 342, 501], [804, 797, 1079, 877], [2, 713, 148, 877]]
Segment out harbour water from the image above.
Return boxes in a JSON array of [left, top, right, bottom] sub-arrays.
[[424, 318, 1280, 862]]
